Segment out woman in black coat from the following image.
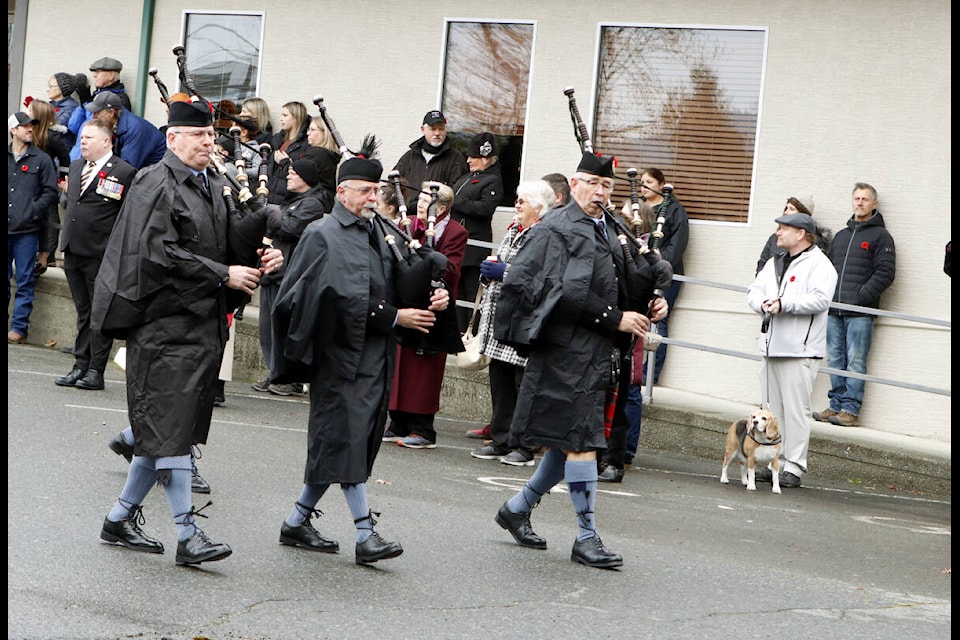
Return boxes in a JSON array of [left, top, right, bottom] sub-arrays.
[[266, 101, 311, 204], [452, 132, 504, 332]]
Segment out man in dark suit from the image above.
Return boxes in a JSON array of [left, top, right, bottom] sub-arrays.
[[55, 119, 136, 390]]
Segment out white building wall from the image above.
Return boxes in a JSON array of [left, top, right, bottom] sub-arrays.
[[17, 0, 951, 441]]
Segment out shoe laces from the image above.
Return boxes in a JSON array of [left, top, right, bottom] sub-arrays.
[[126, 504, 147, 527], [353, 510, 381, 530], [175, 500, 213, 533], [191, 444, 203, 462], [294, 501, 324, 525], [575, 509, 596, 536]]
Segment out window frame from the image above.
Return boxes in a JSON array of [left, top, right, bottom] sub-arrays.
[[439, 18, 538, 207], [179, 10, 265, 104], [590, 22, 768, 227]]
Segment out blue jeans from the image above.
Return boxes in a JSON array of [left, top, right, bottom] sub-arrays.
[[826, 314, 875, 416], [653, 279, 682, 383], [7, 232, 40, 337], [624, 384, 644, 463]]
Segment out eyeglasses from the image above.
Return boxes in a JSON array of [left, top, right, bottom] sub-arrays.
[[342, 185, 377, 196], [580, 178, 614, 192]]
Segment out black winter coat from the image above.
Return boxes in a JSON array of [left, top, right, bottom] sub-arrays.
[[826, 211, 896, 316], [393, 137, 468, 209], [452, 163, 504, 267]]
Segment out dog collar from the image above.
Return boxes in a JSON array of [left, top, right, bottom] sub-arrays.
[[748, 431, 781, 446]]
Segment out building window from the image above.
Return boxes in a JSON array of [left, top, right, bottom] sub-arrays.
[[181, 11, 264, 103], [593, 25, 766, 224], [441, 20, 535, 205]]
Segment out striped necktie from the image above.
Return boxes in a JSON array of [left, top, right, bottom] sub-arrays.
[[80, 161, 97, 193]]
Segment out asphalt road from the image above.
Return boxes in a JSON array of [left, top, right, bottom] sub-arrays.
[[8, 345, 951, 640]]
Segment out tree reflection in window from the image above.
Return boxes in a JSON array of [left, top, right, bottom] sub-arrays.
[[593, 26, 766, 223], [442, 21, 534, 206], [182, 12, 264, 103]]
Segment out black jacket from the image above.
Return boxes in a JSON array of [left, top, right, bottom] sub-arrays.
[[266, 122, 311, 204], [452, 163, 504, 267], [393, 137, 468, 209], [60, 154, 137, 259], [261, 186, 328, 286], [826, 211, 896, 315]]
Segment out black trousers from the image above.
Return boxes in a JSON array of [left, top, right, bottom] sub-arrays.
[[63, 253, 113, 372], [489, 358, 531, 455], [388, 410, 436, 442]]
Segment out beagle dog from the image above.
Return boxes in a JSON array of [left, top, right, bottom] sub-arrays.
[[720, 408, 782, 494]]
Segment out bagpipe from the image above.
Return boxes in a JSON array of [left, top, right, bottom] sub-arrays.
[[563, 86, 673, 309], [169, 44, 276, 261], [564, 86, 673, 427], [313, 97, 463, 356]]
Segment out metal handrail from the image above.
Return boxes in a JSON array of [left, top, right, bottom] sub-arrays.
[[642, 274, 952, 399]]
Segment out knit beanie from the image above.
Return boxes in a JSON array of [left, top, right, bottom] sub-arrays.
[[54, 72, 85, 97], [791, 194, 815, 215]]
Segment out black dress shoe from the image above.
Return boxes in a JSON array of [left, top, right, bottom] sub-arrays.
[[55, 367, 86, 387], [175, 529, 232, 566], [280, 521, 339, 553], [99, 508, 164, 554], [495, 503, 547, 549], [571, 535, 623, 569], [108, 433, 134, 463], [598, 466, 625, 483], [191, 467, 211, 494], [74, 369, 105, 390], [355, 532, 403, 565]]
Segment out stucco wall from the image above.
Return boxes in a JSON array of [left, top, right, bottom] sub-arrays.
[[15, 0, 951, 441]]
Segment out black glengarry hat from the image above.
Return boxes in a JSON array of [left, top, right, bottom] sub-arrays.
[[338, 134, 383, 184], [167, 100, 214, 127], [576, 151, 615, 178]]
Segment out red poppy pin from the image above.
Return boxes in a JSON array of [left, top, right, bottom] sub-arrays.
[[790, 275, 796, 282], [861, 241, 869, 250], [471, 179, 479, 184], [98, 171, 107, 179], [20, 165, 29, 172]]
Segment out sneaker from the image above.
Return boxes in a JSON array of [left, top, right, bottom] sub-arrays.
[[466, 424, 491, 440], [812, 408, 838, 422], [500, 450, 535, 467], [829, 410, 858, 427], [268, 383, 305, 396], [251, 379, 271, 392], [382, 430, 404, 443], [398, 434, 436, 449], [471, 444, 509, 460], [754, 468, 773, 483], [779, 471, 802, 488]]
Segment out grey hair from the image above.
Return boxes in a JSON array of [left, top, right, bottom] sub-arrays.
[[853, 182, 878, 200], [516, 179, 557, 216]]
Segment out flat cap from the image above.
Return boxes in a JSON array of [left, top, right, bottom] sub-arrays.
[[775, 212, 817, 235], [89, 57, 123, 72]]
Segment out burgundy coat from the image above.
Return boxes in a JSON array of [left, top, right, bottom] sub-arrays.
[[389, 215, 468, 414]]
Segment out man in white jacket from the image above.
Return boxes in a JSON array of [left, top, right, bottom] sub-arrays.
[[747, 213, 838, 488]]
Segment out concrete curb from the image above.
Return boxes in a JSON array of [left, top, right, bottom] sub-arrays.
[[22, 268, 951, 500]]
